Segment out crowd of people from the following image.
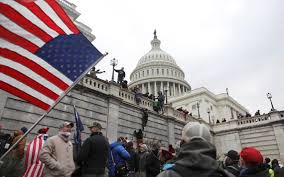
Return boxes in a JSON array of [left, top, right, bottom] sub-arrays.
[[0, 121, 284, 177]]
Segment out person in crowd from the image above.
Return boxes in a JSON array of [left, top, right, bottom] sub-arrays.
[[134, 87, 143, 105], [0, 127, 27, 177], [271, 159, 281, 177], [40, 122, 75, 177], [222, 118, 227, 123], [216, 119, 220, 124], [277, 167, 284, 177], [22, 127, 49, 177], [109, 137, 131, 177], [121, 80, 128, 89], [138, 144, 149, 177], [239, 147, 269, 177], [157, 122, 234, 177], [224, 150, 241, 176], [143, 92, 149, 98], [263, 157, 271, 169], [145, 143, 161, 177], [0, 124, 12, 156], [77, 122, 109, 177], [255, 110, 261, 116], [11, 126, 28, 159], [148, 94, 155, 100], [125, 141, 139, 177], [157, 91, 165, 112], [114, 67, 126, 84]]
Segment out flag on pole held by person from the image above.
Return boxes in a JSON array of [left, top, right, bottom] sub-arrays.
[[22, 134, 45, 177], [0, 0, 103, 111], [73, 105, 84, 155]]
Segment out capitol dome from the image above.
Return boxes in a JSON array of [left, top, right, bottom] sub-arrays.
[[129, 31, 191, 97]]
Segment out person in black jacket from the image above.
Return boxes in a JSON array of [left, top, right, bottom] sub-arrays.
[[239, 147, 269, 177], [125, 141, 139, 177], [224, 150, 241, 176], [77, 122, 110, 177], [145, 143, 161, 177], [157, 122, 234, 177]]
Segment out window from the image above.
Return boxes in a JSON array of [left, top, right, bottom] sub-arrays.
[[171, 70, 173, 76], [162, 69, 164, 75], [138, 72, 140, 78], [167, 69, 169, 75], [175, 71, 177, 76], [135, 74, 137, 79], [143, 71, 144, 77], [157, 69, 159, 75], [152, 69, 154, 75], [147, 70, 149, 75], [210, 105, 213, 110]]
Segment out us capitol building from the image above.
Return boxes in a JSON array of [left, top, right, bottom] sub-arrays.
[[0, 0, 283, 164], [129, 31, 248, 124]]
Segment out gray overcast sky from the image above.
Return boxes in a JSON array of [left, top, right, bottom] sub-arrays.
[[69, 0, 284, 114]]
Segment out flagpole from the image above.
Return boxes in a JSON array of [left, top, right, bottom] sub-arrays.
[[0, 52, 108, 164]]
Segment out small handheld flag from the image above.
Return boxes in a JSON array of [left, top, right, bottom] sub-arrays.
[[73, 105, 84, 155]]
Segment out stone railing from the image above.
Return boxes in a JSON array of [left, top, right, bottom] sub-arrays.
[[118, 89, 154, 110], [213, 111, 284, 133], [237, 114, 271, 125], [81, 77, 109, 95], [80, 76, 208, 123]]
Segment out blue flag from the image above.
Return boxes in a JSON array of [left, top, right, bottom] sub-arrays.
[[74, 105, 84, 155]]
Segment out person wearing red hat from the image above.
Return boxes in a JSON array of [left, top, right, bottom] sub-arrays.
[[239, 147, 270, 177], [22, 127, 49, 177]]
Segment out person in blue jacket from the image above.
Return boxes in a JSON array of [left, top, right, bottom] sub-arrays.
[[109, 137, 131, 177]]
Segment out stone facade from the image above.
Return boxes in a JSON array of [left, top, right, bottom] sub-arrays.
[[213, 111, 284, 162], [0, 77, 283, 163], [0, 76, 198, 146]]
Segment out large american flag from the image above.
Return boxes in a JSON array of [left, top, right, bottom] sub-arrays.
[[0, 0, 103, 110]]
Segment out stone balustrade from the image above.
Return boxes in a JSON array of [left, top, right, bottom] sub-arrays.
[[80, 76, 205, 124], [82, 77, 109, 95], [238, 114, 271, 125]]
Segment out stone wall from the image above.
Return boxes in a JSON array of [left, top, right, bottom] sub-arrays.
[[213, 111, 284, 162], [0, 77, 195, 146]]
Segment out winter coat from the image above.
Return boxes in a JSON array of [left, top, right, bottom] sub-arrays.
[[77, 132, 110, 175], [108, 141, 131, 177], [225, 164, 240, 176], [39, 134, 75, 177], [157, 139, 235, 177], [126, 147, 139, 172], [145, 150, 161, 177], [11, 130, 26, 159], [239, 165, 270, 177]]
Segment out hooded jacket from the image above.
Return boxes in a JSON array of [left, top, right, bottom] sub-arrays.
[[157, 139, 234, 177], [239, 165, 270, 177], [108, 141, 130, 177]]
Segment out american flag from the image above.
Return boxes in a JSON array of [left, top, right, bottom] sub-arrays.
[[0, 0, 103, 110], [22, 134, 45, 177]]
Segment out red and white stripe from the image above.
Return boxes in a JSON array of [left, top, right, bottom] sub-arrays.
[[22, 134, 45, 177], [0, 0, 79, 110]]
